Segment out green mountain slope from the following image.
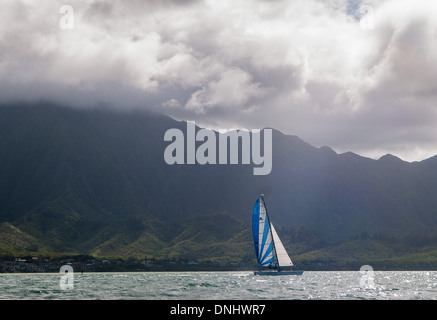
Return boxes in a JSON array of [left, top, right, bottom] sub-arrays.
[[0, 222, 47, 253]]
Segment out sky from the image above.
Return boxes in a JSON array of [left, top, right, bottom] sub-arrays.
[[0, 0, 437, 162]]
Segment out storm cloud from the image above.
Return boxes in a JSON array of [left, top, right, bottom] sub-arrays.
[[0, 0, 436, 161]]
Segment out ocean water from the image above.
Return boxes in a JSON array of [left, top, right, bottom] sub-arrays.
[[0, 271, 436, 300]]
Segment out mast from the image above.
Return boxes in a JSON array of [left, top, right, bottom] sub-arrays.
[[260, 194, 280, 270]]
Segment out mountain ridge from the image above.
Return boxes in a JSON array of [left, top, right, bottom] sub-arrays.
[[0, 102, 437, 268]]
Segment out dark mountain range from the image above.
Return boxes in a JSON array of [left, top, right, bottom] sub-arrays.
[[1, 102, 437, 267]]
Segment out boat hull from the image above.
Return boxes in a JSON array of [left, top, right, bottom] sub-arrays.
[[254, 270, 304, 276]]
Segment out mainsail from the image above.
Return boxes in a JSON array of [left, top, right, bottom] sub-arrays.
[[252, 195, 293, 269]]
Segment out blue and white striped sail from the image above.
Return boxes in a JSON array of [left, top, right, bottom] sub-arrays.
[[252, 197, 275, 266], [252, 195, 293, 268]]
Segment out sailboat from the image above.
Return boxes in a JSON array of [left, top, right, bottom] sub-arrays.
[[252, 194, 303, 276]]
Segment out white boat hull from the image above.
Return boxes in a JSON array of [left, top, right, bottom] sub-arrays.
[[254, 270, 304, 276]]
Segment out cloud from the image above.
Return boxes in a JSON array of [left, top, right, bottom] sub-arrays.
[[185, 68, 265, 113], [0, 0, 436, 161]]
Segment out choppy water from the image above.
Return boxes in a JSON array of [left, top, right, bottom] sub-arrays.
[[0, 271, 436, 300]]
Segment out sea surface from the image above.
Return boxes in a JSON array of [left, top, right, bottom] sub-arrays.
[[0, 271, 436, 300]]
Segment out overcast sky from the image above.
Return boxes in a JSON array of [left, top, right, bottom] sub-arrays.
[[1, 0, 436, 162]]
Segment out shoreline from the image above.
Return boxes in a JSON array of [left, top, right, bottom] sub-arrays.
[[2, 255, 437, 273]]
